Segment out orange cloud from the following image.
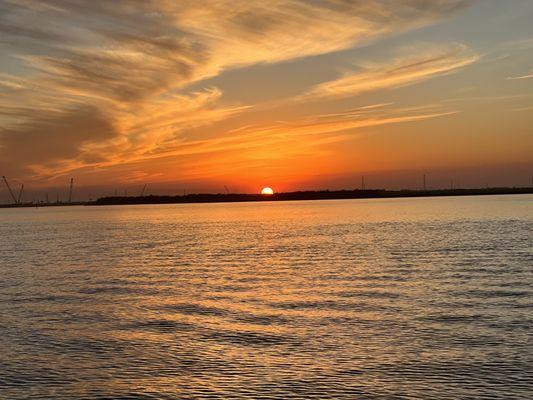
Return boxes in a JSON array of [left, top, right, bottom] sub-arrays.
[[0, 0, 476, 184], [299, 44, 479, 101]]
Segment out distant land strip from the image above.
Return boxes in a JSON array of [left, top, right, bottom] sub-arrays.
[[91, 187, 533, 205], [6, 187, 533, 208], [1, 187, 531, 208]]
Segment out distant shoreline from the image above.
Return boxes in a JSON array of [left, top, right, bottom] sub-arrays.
[[1, 187, 531, 208]]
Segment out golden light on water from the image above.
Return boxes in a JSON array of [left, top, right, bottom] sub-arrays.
[[261, 187, 274, 195]]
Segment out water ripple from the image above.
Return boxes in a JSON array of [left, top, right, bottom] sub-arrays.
[[0, 196, 531, 399]]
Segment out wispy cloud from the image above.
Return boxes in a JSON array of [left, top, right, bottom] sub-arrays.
[[506, 71, 533, 80], [66, 103, 458, 183], [513, 105, 533, 112], [0, 0, 475, 182], [298, 44, 479, 101], [4, 88, 249, 180]]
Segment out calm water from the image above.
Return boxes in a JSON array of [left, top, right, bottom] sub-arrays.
[[0, 195, 532, 399]]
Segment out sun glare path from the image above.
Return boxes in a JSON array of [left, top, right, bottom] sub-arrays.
[[261, 187, 274, 195]]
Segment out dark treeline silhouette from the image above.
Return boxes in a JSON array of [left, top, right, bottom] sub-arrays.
[[1, 187, 531, 208], [91, 187, 533, 206], [0, 201, 86, 209]]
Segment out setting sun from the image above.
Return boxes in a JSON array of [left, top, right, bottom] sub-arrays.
[[261, 187, 274, 195]]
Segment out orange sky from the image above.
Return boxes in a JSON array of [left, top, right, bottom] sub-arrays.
[[0, 1, 532, 200]]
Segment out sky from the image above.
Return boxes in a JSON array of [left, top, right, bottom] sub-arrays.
[[0, 0, 532, 201]]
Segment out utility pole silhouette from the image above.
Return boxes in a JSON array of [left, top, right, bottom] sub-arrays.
[[361, 175, 365, 190], [17, 184, 24, 204], [68, 178, 74, 203], [423, 174, 427, 191]]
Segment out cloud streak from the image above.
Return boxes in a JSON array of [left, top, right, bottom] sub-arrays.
[[61, 103, 458, 185], [507, 72, 533, 80], [299, 44, 478, 101]]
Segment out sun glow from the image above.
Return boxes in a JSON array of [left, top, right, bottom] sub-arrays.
[[261, 187, 274, 195]]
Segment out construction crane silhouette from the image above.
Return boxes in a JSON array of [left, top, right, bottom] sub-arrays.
[[68, 178, 74, 203], [17, 184, 24, 204], [2, 176, 18, 204]]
